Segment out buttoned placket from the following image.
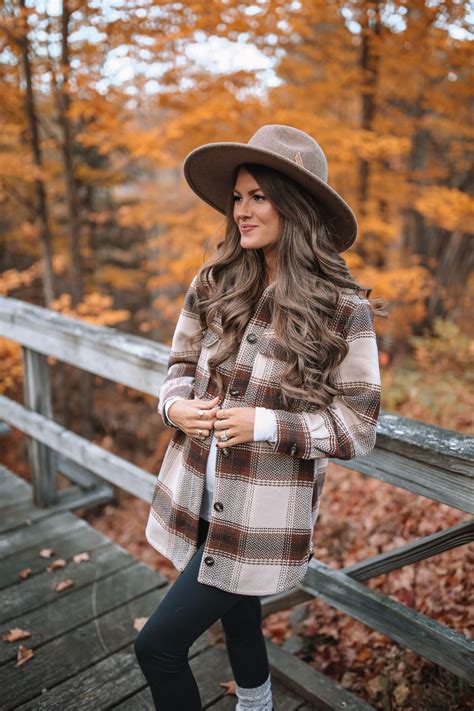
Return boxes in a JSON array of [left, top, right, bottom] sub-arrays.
[[199, 283, 276, 573]]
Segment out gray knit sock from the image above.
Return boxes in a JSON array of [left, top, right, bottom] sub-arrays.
[[235, 672, 273, 710]]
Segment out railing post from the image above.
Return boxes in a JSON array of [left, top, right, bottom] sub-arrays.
[[22, 346, 57, 507]]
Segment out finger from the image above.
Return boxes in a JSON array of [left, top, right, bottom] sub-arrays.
[[217, 409, 235, 420], [193, 395, 220, 406], [191, 426, 209, 438], [194, 407, 220, 423], [213, 417, 231, 430], [216, 435, 238, 448]]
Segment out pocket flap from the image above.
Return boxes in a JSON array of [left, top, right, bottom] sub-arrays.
[[258, 331, 288, 361], [202, 327, 221, 347]]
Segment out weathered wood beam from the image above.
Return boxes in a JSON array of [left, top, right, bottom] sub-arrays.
[[341, 519, 474, 580], [22, 347, 57, 507], [266, 637, 375, 710], [339, 450, 473, 513], [55, 452, 112, 491], [297, 560, 474, 681], [0, 396, 156, 504], [0, 296, 169, 396]]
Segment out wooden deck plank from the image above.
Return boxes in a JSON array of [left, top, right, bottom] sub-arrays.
[[0, 540, 141, 624], [0, 469, 31, 508], [267, 638, 375, 710], [1, 587, 177, 709], [0, 467, 351, 710], [0, 523, 110, 590], [14, 633, 211, 711], [0, 560, 167, 664], [0, 485, 108, 535], [0, 510, 93, 558], [15, 643, 144, 711], [110, 645, 244, 710], [0, 463, 13, 479]]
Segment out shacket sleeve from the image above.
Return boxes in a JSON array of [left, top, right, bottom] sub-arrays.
[[269, 300, 381, 460], [158, 275, 203, 429]]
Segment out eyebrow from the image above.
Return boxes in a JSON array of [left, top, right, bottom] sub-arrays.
[[233, 188, 262, 195]]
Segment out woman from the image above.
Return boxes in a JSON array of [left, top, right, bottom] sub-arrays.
[[134, 124, 384, 710]]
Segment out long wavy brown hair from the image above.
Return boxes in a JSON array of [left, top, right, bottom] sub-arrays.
[[192, 162, 388, 409]]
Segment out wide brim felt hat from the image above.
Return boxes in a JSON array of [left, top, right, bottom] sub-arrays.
[[183, 124, 358, 253]]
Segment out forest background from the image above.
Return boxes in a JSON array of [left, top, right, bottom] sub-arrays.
[[0, 1, 472, 709]]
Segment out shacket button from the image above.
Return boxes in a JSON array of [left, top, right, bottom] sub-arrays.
[[229, 387, 240, 396], [221, 447, 230, 457], [214, 501, 224, 512], [204, 555, 215, 566], [246, 333, 257, 343], [289, 443, 298, 455]]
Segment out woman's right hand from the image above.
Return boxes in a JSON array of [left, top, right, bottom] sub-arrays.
[[168, 395, 221, 440]]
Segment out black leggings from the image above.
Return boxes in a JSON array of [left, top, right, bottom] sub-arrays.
[[134, 517, 270, 710]]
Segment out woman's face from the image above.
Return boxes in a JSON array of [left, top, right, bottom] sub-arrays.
[[233, 167, 281, 252]]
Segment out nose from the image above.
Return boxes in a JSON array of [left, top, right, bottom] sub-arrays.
[[234, 197, 253, 221]]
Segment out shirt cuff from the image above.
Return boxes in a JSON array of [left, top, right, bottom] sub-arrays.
[[163, 396, 184, 427], [254, 407, 277, 444]]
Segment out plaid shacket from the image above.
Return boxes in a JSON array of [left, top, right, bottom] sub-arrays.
[[145, 275, 381, 595]]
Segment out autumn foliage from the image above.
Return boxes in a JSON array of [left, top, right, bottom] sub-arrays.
[[0, 1, 472, 709]]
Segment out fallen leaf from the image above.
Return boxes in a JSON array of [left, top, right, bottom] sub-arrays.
[[54, 579, 75, 592], [39, 548, 55, 558], [219, 680, 236, 696], [367, 675, 383, 695], [19, 568, 32, 579], [2, 628, 31, 642], [393, 682, 410, 704], [15, 645, 34, 666], [73, 552, 90, 563], [133, 617, 148, 631], [46, 559, 66, 571]]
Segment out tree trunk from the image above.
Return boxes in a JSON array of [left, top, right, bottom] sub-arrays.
[[59, 0, 83, 307], [358, 1, 381, 212], [18, 0, 55, 306]]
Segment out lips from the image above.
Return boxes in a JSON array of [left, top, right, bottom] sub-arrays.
[[240, 225, 258, 233]]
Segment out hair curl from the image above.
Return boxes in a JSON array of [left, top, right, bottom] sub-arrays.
[[191, 162, 388, 410]]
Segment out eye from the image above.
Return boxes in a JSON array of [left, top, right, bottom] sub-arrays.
[[253, 194, 265, 201], [232, 194, 241, 202]]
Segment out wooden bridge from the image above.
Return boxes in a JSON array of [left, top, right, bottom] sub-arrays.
[[0, 296, 473, 710]]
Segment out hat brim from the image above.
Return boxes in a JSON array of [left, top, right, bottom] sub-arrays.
[[183, 142, 358, 252]]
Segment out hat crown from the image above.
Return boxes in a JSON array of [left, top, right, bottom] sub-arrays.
[[247, 124, 328, 183]]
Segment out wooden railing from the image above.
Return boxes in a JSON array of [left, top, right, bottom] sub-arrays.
[[1, 295, 473, 708]]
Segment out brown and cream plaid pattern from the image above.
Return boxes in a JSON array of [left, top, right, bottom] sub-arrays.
[[145, 275, 381, 595]]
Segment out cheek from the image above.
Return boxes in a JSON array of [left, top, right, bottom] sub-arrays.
[[266, 209, 280, 238]]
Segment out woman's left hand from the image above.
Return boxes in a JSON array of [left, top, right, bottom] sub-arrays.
[[213, 407, 255, 448]]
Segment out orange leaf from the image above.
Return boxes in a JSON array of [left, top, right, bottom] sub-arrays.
[[133, 617, 149, 632], [73, 552, 90, 564], [2, 627, 31, 643], [219, 680, 237, 696], [39, 548, 55, 558], [15, 645, 34, 666], [54, 579, 75, 592], [46, 559, 66, 571]]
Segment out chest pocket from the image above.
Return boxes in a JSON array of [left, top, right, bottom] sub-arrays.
[[194, 327, 222, 397], [257, 330, 288, 361], [256, 331, 321, 414]]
